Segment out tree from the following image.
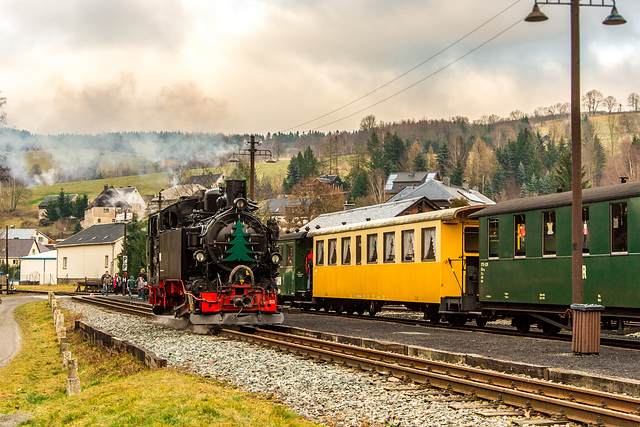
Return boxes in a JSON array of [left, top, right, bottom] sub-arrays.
[[367, 130, 385, 172], [465, 138, 497, 193], [359, 114, 376, 134], [57, 189, 73, 218], [44, 197, 60, 222], [382, 131, 406, 174], [72, 194, 89, 219], [285, 178, 345, 226], [582, 89, 604, 115], [627, 92, 640, 112], [117, 219, 147, 276], [413, 152, 427, 171], [550, 150, 589, 192], [450, 159, 464, 186], [603, 95, 618, 113], [302, 146, 319, 178], [1, 177, 29, 212], [222, 220, 256, 262], [283, 156, 301, 193]]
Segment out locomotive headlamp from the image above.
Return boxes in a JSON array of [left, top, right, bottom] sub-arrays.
[[271, 252, 282, 265], [234, 197, 247, 210], [193, 250, 207, 263]]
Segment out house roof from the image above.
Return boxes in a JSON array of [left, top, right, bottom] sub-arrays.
[[0, 239, 45, 258], [88, 187, 133, 209], [56, 223, 125, 247], [302, 196, 433, 230], [5, 229, 53, 241], [38, 194, 78, 209], [387, 179, 494, 206], [260, 198, 292, 215], [317, 175, 341, 185], [155, 184, 206, 201], [188, 173, 224, 188], [21, 250, 57, 260], [384, 171, 439, 194]]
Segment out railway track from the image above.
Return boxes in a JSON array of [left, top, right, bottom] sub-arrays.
[[65, 294, 640, 424], [222, 327, 640, 427], [296, 307, 640, 351], [70, 295, 155, 317]]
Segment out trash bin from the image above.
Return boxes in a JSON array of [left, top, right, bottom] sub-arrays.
[[571, 304, 604, 355]]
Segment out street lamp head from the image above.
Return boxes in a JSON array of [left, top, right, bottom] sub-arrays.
[[524, 3, 548, 23], [228, 155, 239, 163], [266, 156, 277, 164], [603, 6, 626, 26]]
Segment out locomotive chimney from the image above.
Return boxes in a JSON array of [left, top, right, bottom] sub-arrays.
[[225, 180, 247, 208]]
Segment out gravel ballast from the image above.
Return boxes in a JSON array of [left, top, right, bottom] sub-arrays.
[[59, 299, 530, 427]]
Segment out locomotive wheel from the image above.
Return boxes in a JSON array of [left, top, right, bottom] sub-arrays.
[[356, 308, 365, 316], [334, 305, 343, 315]]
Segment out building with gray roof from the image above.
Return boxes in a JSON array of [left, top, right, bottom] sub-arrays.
[[386, 179, 494, 208]]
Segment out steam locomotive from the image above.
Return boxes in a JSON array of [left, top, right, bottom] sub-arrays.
[[146, 179, 284, 326]]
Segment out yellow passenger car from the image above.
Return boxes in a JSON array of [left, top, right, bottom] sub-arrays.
[[307, 206, 485, 322]]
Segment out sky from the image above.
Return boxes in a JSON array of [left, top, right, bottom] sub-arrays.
[[1, 0, 640, 136]]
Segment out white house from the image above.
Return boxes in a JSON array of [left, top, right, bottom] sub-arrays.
[[55, 223, 125, 285], [20, 250, 58, 285]]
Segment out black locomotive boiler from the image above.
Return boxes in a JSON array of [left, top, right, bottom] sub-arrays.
[[146, 179, 284, 325]]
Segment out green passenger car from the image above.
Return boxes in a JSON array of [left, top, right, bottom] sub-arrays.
[[276, 231, 313, 304], [472, 181, 640, 333]]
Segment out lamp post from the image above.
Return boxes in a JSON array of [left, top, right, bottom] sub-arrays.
[[228, 135, 277, 200], [525, 0, 626, 353], [5, 224, 14, 295]]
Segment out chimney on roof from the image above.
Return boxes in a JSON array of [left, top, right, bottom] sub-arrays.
[[462, 181, 469, 191], [104, 185, 108, 191], [443, 177, 451, 186], [343, 203, 355, 211]]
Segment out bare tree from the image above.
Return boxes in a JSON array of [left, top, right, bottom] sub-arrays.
[[359, 114, 377, 134], [285, 178, 345, 227], [582, 89, 604, 115], [627, 93, 640, 112], [606, 113, 619, 155], [557, 102, 570, 116], [508, 110, 525, 121], [465, 137, 497, 193], [603, 95, 618, 113], [1, 177, 29, 212], [367, 169, 387, 205]]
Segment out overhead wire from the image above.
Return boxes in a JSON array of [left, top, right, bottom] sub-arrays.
[[280, 0, 525, 133]]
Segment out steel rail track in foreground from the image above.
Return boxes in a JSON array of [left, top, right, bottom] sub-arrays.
[[70, 296, 155, 317], [221, 327, 640, 426], [297, 308, 640, 351]]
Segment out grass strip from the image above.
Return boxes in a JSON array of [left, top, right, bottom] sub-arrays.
[[0, 300, 319, 426]]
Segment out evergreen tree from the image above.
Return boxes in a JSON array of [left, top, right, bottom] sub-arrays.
[[516, 162, 526, 187], [382, 131, 406, 174], [44, 198, 60, 222], [57, 189, 73, 218], [117, 219, 147, 276], [350, 169, 370, 201], [72, 194, 89, 219], [222, 220, 256, 262], [413, 152, 427, 171], [550, 150, 590, 192], [296, 152, 307, 177], [367, 130, 385, 171], [450, 159, 464, 186], [283, 156, 301, 192], [302, 146, 319, 177], [436, 144, 451, 176]]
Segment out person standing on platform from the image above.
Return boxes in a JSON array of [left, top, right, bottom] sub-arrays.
[[101, 271, 112, 297], [127, 274, 135, 299]]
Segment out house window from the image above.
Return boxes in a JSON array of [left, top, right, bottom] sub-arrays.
[[341, 237, 351, 265], [104, 208, 109, 213], [316, 241, 324, 266], [105, 255, 109, 268], [401, 230, 414, 262], [63, 257, 68, 269], [488, 218, 499, 258], [611, 202, 628, 253], [422, 227, 436, 261], [355, 235, 362, 265], [285, 244, 293, 267], [543, 211, 556, 256], [328, 239, 337, 265], [383, 232, 395, 263], [367, 234, 378, 263], [582, 207, 590, 254], [514, 214, 526, 257], [97, 219, 101, 223]]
